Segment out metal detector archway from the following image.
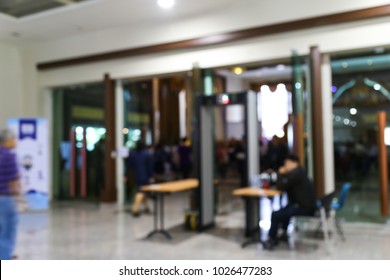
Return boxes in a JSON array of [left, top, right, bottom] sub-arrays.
[[195, 91, 259, 233]]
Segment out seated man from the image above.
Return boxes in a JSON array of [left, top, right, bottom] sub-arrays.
[[262, 154, 316, 250]]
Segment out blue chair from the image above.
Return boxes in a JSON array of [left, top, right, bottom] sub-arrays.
[[289, 192, 334, 251], [289, 182, 351, 252], [313, 182, 351, 241], [330, 182, 351, 241]]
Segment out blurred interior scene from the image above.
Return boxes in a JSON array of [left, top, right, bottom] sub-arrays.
[[1, 0, 390, 260]]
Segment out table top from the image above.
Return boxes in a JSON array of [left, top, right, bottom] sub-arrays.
[[141, 178, 199, 193], [232, 187, 281, 198]]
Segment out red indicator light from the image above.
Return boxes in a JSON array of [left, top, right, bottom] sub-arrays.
[[220, 94, 230, 105]]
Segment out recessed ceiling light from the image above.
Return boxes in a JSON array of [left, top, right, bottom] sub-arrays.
[[157, 0, 175, 9], [232, 67, 244, 75]]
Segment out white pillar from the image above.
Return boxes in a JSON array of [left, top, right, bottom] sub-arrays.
[[322, 54, 335, 194], [115, 80, 125, 210]]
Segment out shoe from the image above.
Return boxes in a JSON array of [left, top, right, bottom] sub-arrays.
[[262, 239, 277, 251], [131, 211, 140, 218], [278, 233, 289, 243]]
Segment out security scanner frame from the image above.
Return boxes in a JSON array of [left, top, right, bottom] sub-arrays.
[[195, 91, 259, 234]]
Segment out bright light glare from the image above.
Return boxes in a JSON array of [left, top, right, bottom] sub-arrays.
[[98, 128, 106, 135], [75, 126, 83, 134], [350, 108, 357, 115], [276, 130, 285, 138], [233, 67, 244, 75], [157, 0, 175, 9], [134, 129, 141, 136], [374, 84, 381, 91], [259, 220, 271, 231], [385, 127, 390, 146]]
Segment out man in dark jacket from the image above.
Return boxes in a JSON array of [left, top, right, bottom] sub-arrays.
[[262, 154, 316, 250], [126, 141, 154, 217]]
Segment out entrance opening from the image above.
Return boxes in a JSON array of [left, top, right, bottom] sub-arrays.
[[53, 82, 105, 202]]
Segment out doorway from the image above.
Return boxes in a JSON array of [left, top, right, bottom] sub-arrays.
[[52, 82, 105, 202]]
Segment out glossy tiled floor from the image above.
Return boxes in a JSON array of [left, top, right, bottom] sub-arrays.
[[15, 192, 390, 260]]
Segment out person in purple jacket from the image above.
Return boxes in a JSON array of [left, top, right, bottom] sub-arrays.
[[0, 129, 20, 260]]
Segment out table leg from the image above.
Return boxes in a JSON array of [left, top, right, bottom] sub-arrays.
[[241, 197, 261, 248], [145, 193, 172, 240]]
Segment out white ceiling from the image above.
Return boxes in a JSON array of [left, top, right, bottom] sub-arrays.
[[0, 0, 239, 43]]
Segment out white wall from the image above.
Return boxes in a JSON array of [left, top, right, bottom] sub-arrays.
[[37, 16, 390, 88], [1, 0, 389, 122], [30, 0, 390, 63], [0, 43, 24, 126]]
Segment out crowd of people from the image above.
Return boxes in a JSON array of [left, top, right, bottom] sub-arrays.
[[215, 136, 289, 185]]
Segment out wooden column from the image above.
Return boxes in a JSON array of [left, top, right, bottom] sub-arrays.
[[293, 114, 305, 166], [80, 128, 87, 198], [69, 129, 76, 198], [101, 73, 117, 202], [377, 111, 389, 216], [310, 46, 325, 198], [152, 78, 160, 145]]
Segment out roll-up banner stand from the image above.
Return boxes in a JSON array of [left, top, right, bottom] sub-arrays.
[[7, 118, 50, 211]]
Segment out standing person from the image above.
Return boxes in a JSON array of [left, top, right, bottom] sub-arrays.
[[0, 129, 20, 260], [126, 141, 154, 217], [262, 154, 316, 250], [178, 137, 192, 179], [92, 138, 105, 201]]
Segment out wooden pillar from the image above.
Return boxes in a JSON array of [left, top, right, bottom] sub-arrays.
[[152, 78, 160, 145], [293, 114, 305, 166], [310, 46, 325, 198], [80, 128, 87, 198], [69, 128, 76, 198], [101, 73, 117, 202], [377, 111, 389, 216]]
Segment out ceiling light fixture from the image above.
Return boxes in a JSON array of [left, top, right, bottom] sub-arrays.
[[157, 0, 175, 9], [233, 67, 244, 75], [374, 84, 381, 91]]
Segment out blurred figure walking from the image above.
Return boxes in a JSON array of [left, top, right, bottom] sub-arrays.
[[126, 141, 154, 217], [0, 129, 20, 260]]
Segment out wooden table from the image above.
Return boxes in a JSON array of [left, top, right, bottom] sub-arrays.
[[141, 179, 198, 239], [233, 187, 281, 248]]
